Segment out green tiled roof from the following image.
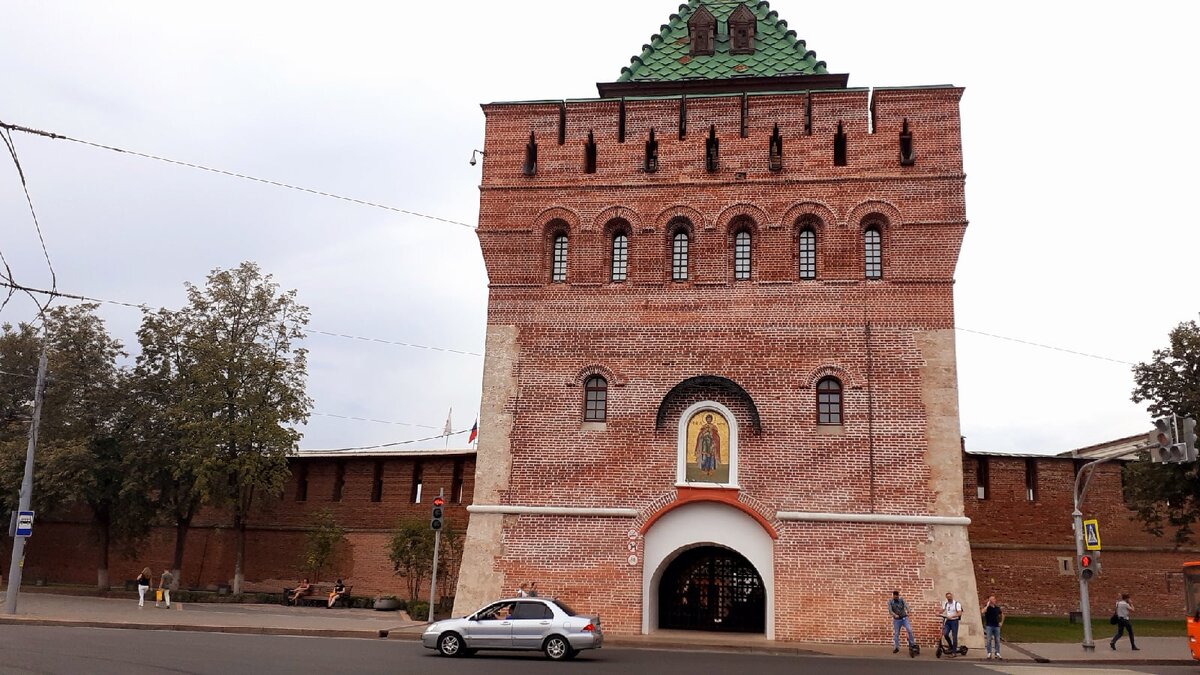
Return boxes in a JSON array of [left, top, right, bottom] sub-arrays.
[[617, 1, 828, 83]]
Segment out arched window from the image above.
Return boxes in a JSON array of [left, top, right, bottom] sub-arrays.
[[584, 376, 608, 422], [734, 230, 751, 280], [611, 233, 629, 282], [864, 227, 882, 279], [798, 227, 817, 280], [551, 233, 568, 282], [672, 231, 689, 281], [817, 377, 843, 425]]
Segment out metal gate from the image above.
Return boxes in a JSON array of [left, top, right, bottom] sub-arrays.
[[658, 546, 765, 633]]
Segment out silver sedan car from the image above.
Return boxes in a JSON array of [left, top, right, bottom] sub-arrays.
[[422, 597, 602, 660]]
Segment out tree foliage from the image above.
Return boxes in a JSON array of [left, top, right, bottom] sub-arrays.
[[170, 262, 311, 593], [302, 509, 346, 582], [1126, 319, 1200, 544], [0, 305, 152, 587], [388, 518, 459, 602]]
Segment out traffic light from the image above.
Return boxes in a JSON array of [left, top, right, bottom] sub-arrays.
[[1150, 417, 1178, 463], [431, 496, 445, 531], [1181, 417, 1198, 463], [1079, 554, 1096, 581]]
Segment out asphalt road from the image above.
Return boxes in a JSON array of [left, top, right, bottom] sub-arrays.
[[0, 626, 1190, 675]]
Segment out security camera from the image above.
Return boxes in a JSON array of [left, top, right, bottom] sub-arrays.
[[470, 149, 485, 166]]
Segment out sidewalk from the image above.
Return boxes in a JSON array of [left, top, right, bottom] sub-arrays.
[[0, 591, 1192, 665], [0, 592, 421, 639]]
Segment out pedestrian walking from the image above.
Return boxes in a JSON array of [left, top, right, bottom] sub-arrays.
[[942, 592, 962, 653], [888, 590, 916, 654], [516, 583, 529, 597], [1110, 593, 1138, 651], [136, 567, 152, 607], [157, 570, 175, 608], [981, 594, 1004, 660], [528, 581, 538, 597]]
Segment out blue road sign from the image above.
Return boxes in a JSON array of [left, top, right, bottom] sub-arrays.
[[15, 511, 33, 537]]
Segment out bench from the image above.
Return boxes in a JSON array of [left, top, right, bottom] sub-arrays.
[[283, 584, 353, 608]]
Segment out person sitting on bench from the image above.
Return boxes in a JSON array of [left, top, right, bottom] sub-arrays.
[[327, 579, 347, 608], [288, 578, 311, 605]]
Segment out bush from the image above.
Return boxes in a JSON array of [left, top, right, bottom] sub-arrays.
[[407, 600, 429, 619]]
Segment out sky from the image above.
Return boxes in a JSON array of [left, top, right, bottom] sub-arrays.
[[0, 1, 1196, 455]]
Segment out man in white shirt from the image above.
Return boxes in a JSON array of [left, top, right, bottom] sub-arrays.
[[942, 591, 962, 653]]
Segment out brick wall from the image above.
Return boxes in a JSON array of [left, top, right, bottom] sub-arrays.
[[964, 453, 1196, 618], [12, 453, 474, 599]]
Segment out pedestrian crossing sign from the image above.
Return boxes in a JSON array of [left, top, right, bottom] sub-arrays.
[[1083, 519, 1101, 551]]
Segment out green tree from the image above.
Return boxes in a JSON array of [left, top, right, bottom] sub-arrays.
[[127, 305, 212, 589], [389, 518, 435, 602], [0, 305, 152, 588], [174, 262, 311, 594], [1127, 319, 1200, 544], [301, 509, 347, 582]]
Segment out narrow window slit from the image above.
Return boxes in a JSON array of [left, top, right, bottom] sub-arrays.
[[834, 121, 847, 166], [558, 104, 566, 145], [769, 123, 783, 172], [584, 130, 597, 174], [740, 94, 749, 138], [899, 118, 916, 166], [706, 125, 719, 172], [679, 96, 687, 140], [645, 128, 659, 173], [523, 132, 538, 176], [618, 99, 626, 143]]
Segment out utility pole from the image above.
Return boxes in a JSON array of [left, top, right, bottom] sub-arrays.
[[4, 350, 48, 615]]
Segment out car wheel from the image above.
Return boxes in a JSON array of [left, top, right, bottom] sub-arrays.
[[437, 632, 464, 657], [543, 635, 575, 661]]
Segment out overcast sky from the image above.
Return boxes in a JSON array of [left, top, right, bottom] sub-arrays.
[[1, 1, 1196, 455]]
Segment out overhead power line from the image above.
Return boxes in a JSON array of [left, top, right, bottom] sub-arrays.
[[1, 127, 56, 290], [0, 120, 475, 230], [955, 327, 1135, 366], [302, 427, 475, 453], [0, 280, 482, 357]]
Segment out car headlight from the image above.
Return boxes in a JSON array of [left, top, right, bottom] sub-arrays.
[[426, 623, 439, 633]]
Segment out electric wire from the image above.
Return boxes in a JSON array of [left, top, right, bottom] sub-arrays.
[[1, 128, 56, 290], [0, 280, 482, 357], [300, 427, 475, 453], [0, 120, 474, 230], [0, 368, 445, 432], [955, 327, 1135, 366]]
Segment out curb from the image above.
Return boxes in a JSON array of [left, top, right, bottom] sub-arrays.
[[0, 616, 387, 640]]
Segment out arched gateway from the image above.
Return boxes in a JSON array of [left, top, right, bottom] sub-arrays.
[[658, 545, 765, 632], [643, 502, 774, 637]]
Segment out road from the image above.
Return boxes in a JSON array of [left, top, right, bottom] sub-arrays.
[[0, 626, 1189, 675]]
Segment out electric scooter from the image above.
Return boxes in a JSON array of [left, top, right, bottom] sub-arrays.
[[934, 615, 969, 658]]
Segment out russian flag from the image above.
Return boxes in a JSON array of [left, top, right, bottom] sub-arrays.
[[468, 420, 478, 444]]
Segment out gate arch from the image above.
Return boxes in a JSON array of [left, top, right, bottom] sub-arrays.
[[658, 545, 765, 632], [642, 501, 774, 637]]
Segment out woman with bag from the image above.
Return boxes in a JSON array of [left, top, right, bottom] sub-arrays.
[[136, 568, 152, 607], [1110, 593, 1138, 650]]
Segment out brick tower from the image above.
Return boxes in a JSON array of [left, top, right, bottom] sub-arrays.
[[456, 0, 981, 644]]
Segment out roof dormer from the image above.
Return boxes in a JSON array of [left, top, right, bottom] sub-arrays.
[[728, 3, 757, 55], [687, 5, 716, 56]]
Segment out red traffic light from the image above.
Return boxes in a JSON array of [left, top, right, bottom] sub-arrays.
[[1081, 555, 1092, 568], [432, 497, 445, 507]]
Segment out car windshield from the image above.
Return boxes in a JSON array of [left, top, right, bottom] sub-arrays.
[[551, 599, 577, 616]]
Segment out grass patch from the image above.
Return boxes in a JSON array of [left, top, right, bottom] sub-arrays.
[[1002, 615, 1185, 643]]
